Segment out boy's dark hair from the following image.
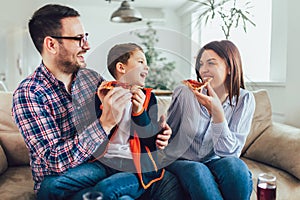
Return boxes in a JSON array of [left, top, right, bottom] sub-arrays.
[[195, 40, 245, 105], [107, 43, 144, 79], [28, 4, 80, 54]]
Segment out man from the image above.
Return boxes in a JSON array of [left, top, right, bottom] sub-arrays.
[[12, 4, 183, 200]]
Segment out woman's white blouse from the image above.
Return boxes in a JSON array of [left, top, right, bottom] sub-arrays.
[[164, 85, 255, 163]]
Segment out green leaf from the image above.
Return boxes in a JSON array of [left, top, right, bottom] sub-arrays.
[[189, 0, 256, 39]]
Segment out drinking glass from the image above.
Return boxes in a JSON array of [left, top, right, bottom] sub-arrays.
[[82, 191, 103, 200], [257, 173, 276, 200]]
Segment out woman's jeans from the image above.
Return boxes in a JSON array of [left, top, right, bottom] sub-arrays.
[[37, 159, 184, 200], [167, 157, 253, 200]]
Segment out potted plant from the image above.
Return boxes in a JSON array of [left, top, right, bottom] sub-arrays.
[[190, 0, 256, 39], [132, 22, 176, 91]]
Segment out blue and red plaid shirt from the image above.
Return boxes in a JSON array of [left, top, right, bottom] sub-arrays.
[[12, 63, 107, 192]]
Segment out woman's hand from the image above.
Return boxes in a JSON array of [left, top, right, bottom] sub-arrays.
[[131, 86, 146, 114], [192, 83, 225, 123]]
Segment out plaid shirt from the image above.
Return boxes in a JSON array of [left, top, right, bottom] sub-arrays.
[[12, 64, 107, 192]]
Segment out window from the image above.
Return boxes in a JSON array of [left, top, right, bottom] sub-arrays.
[[191, 0, 272, 82]]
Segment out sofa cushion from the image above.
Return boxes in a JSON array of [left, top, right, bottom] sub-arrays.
[[244, 122, 300, 180], [0, 166, 35, 200], [0, 144, 8, 175], [242, 157, 300, 200], [0, 131, 30, 166], [242, 89, 272, 154]]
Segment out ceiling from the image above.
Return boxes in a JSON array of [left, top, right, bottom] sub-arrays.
[[0, 0, 187, 32], [61, 0, 187, 9], [0, 0, 187, 13]]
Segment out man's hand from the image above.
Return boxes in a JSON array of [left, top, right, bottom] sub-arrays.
[[98, 85, 132, 134], [156, 115, 172, 150]]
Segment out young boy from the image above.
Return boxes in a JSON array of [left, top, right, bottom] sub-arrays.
[[93, 43, 179, 200]]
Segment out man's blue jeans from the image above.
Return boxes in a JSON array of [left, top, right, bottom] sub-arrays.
[[166, 157, 253, 200], [37, 160, 184, 200]]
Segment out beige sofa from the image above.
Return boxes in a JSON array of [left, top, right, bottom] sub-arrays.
[[0, 90, 300, 200], [0, 92, 35, 200]]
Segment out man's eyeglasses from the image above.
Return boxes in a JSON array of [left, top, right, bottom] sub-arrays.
[[51, 33, 88, 47]]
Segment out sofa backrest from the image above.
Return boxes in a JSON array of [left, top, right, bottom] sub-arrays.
[[0, 89, 272, 167], [157, 96, 172, 118], [0, 92, 18, 131]]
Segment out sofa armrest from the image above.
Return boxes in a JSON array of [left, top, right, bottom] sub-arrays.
[[0, 143, 8, 175], [0, 131, 30, 166], [243, 122, 300, 180]]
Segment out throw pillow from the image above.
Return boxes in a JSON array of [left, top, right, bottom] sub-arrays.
[[244, 122, 300, 179], [242, 89, 272, 154]]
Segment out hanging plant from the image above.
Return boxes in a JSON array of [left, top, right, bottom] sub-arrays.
[[132, 22, 176, 90], [190, 0, 256, 39]]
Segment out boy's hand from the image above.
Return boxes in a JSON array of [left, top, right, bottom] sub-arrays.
[[131, 86, 146, 114], [156, 115, 172, 150]]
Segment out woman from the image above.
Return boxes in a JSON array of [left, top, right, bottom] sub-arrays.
[[163, 40, 255, 200]]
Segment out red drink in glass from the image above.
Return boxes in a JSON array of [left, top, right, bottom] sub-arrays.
[[257, 173, 277, 200], [257, 182, 276, 200]]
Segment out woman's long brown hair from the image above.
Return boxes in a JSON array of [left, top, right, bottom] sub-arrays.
[[195, 40, 245, 105]]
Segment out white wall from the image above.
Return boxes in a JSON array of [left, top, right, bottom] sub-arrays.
[[284, 0, 300, 128], [253, 0, 300, 128]]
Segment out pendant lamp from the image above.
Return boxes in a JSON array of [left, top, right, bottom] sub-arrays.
[[110, 0, 142, 23]]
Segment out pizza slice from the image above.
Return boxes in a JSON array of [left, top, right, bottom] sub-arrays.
[[102, 81, 131, 90], [182, 78, 212, 91], [98, 81, 142, 96]]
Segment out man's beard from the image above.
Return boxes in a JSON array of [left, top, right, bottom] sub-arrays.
[[57, 59, 81, 74], [56, 46, 86, 74]]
